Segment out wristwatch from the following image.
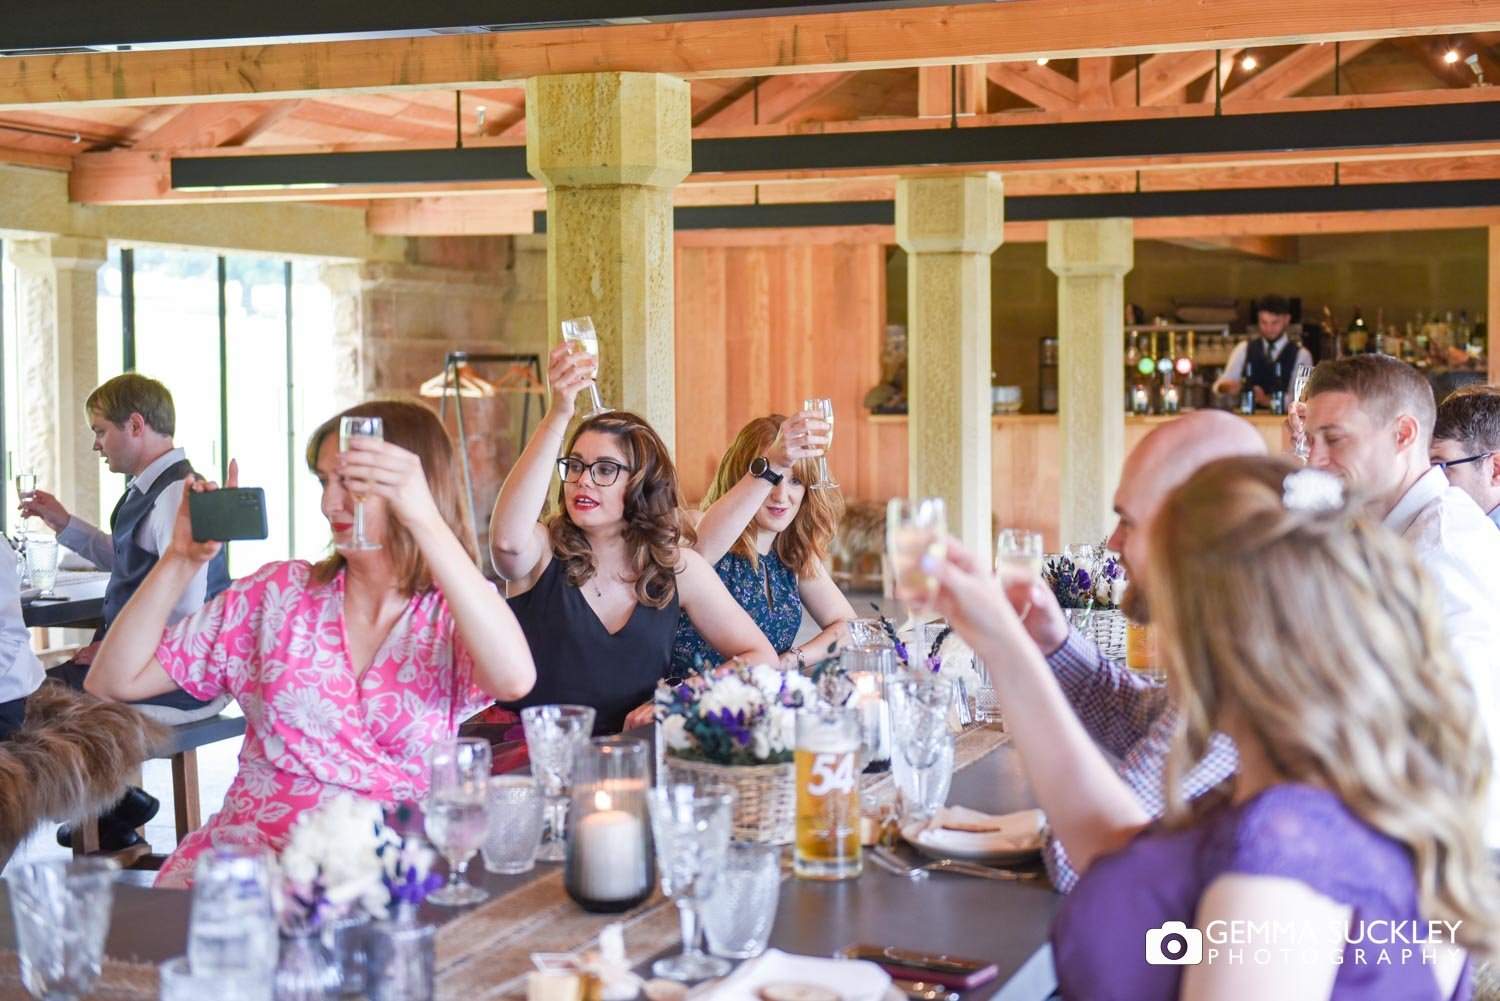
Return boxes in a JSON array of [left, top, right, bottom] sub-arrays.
[[748, 456, 784, 486]]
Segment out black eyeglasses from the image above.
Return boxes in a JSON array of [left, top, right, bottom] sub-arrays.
[[1432, 452, 1492, 471], [557, 457, 634, 487]]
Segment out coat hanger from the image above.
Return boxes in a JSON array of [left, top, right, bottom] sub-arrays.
[[493, 363, 547, 395], [419, 362, 499, 399]]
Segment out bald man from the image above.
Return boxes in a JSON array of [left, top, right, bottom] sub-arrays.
[[1011, 411, 1267, 891]]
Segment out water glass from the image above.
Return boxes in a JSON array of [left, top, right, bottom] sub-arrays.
[[703, 843, 781, 960], [561, 316, 610, 418], [188, 846, 276, 981], [424, 738, 492, 906], [25, 538, 58, 597], [846, 618, 893, 649], [972, 656, 1003, 726], [483, 776, 544, 875], [338, 415, 384, 552], [520, 704, 596, 862], [891, 733, 954, 821], [803, 397, 838, 490], [5, 857, 119, 1001], [160, 957, 271, 1001], [647, 785, 736, 981], [887, 677, 956, 824]]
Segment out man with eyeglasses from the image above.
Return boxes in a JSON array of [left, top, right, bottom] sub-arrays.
[[1290, 355, 1500, 842], [1432, 386, 1500, 531]]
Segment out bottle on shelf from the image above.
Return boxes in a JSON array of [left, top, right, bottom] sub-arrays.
[[1346, 308, 1369, 354]]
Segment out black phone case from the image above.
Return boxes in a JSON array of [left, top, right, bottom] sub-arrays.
[[188, 487, 269, 542]]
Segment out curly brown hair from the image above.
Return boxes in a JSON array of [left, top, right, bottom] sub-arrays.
[[701, 414, 843, 579], [548, 411, 684, 609]]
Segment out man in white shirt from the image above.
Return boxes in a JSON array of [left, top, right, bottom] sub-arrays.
[[20, 373, 230, 848], [1212, 294, 1315, 408], [1300, 355, 1500, 842], [0, 536, 44, 741], [1431, 386, 1500, 532]]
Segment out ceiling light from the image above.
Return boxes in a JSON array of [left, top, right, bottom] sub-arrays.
[[1036, 57, 1049, 66], [1241, 54, 1258, 71], [1444, 49, 1461, 64]]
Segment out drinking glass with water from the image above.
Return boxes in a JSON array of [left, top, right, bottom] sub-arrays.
[[187, 846, 277, 987]]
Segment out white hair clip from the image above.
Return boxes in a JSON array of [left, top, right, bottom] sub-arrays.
[[1282, 468, 1344, 513]]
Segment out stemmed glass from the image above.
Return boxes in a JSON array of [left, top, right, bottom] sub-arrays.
[[338, 416, 384, 552], [886, 497, 948, 636], [6, 857, 120, 1000], [1291, 363, 1313, 461], [520, 704, 596, 862], [996, 528, 1045, 621], [424, 738, 493, 906], [15, 471, 37, 538], [887, 677, 955, 825], [803, 398, 838, 490], [562, 317, 610, 419], [646, 785, 736, 981]]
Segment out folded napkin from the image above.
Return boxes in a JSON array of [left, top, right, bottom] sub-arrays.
[[697, 949, 891, 1001], [908, 805, 1046, 856]]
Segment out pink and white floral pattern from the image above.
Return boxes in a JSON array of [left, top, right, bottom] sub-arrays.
[[152, 560, 492, 888]]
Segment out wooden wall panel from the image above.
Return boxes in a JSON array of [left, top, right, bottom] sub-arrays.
[[674, 242, 886, 503]]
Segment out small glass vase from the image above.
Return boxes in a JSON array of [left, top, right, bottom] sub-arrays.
[[275, 928, 343, 1001], [323, 911, 372, 997], [367, 908, 436, 1001]]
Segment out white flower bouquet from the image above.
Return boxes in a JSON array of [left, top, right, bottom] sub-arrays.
[[656, 662, 818, 766]]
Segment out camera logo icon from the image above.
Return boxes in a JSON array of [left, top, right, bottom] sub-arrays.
[[1145, 921, 1203, 966]]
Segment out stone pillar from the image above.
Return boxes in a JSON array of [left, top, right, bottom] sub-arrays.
[[895, 174, 1004, 565], [1047, 219, 1134, 546], [526, 72, 691, 451], [7, 236, 107, 525]]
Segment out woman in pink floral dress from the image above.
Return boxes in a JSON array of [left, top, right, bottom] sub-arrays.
[[86, 400, 537, 887]]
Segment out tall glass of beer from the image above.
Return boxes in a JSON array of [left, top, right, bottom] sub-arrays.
[[794, 706, 862, 881], [1126, 623, 1163, 683]]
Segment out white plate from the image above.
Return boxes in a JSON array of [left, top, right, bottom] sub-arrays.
[[684, 979, 901, 1001], [899, 823, 1045, 866]]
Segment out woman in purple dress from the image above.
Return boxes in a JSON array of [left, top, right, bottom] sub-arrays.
[[912, 457, 1498, 999]]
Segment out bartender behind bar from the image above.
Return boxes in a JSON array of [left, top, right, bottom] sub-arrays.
[[1212, 295, 1315, 410]]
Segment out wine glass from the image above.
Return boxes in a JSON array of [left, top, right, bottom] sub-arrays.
[[561, 317, 610, 419], [15, 471, 37, 538], [886, 498, 948, 636], [996, 528, 1044, 620], [802, 398, 838, 490], [646, 785, 736, 981], [424, 738, 492, 906], [338, 416, 384, 552], [520, 704, 596, 862], [887, 677, 955, 825], [1291, 363, 1313, 461]]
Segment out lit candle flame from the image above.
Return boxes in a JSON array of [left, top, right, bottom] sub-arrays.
[[595, 789, 613, 811], [855, 674, 877, 696]]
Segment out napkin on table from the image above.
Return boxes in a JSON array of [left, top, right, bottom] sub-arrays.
[[697, 949, 891, 1001], [909, 805, 1046, 856]]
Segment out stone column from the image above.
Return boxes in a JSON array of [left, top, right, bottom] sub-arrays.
[[7, 236, 108, 525], [1047, 219, 1133, 546], [526, 72, 691, 452], [895, 174, 1004, 565]]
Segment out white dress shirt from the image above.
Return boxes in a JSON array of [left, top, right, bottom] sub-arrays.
[[1490, 506, 1500, 532], [57, 447, 208, 625], [1384, 467, 1500, 844], [0, 541, 44, 705], [1211, 336, 1315, 394]]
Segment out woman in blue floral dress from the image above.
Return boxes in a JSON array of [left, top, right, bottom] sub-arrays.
[[672, 412, 855, 675]]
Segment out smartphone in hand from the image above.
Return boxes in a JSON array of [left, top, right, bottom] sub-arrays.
[[839, 945, 998, 990], [188, 487, 269, 543]]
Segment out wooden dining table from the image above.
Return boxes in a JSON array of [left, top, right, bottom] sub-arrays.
[[20, 570, 108, 630], [0, 733, 1060, 1001]]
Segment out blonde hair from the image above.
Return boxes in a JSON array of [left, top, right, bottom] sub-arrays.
[[305, 398, 475, 596], [701, 415, 843, 579], [1151, 456, 1500, 958]]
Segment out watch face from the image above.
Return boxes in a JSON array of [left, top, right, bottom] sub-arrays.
[[750, 457, 768, 476]]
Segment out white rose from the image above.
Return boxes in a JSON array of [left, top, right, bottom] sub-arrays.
[[661, 714, 692, 752], [751, 730, 772, 761]]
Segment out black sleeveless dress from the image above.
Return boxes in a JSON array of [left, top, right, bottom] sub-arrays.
[[501, 556, 681, 734]]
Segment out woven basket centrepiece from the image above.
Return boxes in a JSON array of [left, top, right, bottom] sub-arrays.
[[663, 755, 796, 845]]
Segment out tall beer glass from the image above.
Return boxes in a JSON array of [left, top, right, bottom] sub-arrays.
[[794, 706, 862, 881]]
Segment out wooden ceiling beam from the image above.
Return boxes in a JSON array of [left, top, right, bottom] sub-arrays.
[[3, 0, 1497, 110], [698, 72, 859, 127], [221, 100, 304, 147], [131, 102, 278, 150], [1155, 234, 1300, 261], [918, 65, 990, 117], [1076, 59, 1115, 110], [1223, 39, 1381, 103], [1112, 50, 1222, 106], [985, 62, 1078, 111]]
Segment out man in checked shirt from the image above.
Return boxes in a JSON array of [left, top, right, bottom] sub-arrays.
[[1009, 410, 1266, 891]]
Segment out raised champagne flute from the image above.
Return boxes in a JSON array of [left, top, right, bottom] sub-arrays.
[[561, 317, 610, 419], [424, 738, 493, 906], [803, 398, 838, 490], [996, 528, 1044, 621], [15, 471, 36, 539], [338, 416, 383, 552], [886, 498, 948, 638], [1291, 363, 1313, 461]]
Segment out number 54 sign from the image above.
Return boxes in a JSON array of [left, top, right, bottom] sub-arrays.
[[807, 752, 857, 796]]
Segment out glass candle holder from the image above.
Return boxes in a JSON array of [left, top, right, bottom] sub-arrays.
[[840, 646, 897, 773], [564, 736, 654, 912]]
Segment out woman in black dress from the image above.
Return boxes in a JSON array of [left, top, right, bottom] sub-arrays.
[[489, 343, 774, 733]]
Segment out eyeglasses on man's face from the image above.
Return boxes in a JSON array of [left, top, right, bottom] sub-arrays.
[[1432, 452, 1492, 472], [557, 457, 633, 487]]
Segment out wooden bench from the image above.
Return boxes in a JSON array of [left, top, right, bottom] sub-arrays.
[[74, 713, 247, 869]]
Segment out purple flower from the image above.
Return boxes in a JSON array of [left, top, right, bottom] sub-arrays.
[[925, 655, 942, 673], [1073, 567, 1092, 591], [713, 707, 753, 746], [386, 866, 443, 909]]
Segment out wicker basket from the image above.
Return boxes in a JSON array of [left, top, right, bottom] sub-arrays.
[[1089, 609, 1128, 663], [664, 755, 796, 845]]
